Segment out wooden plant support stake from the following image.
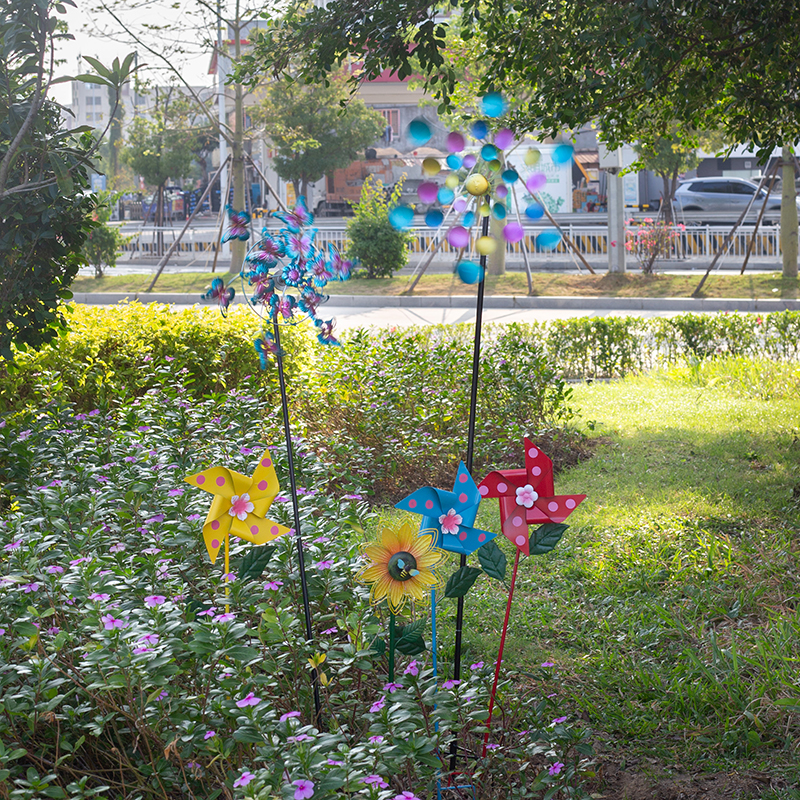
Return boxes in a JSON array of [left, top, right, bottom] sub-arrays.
[[741, 160, 781, 274]]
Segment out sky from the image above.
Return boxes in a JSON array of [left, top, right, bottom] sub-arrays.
[[53, 0, 217, 105]]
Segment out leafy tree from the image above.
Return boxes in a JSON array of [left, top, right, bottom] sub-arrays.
[[82, 192, 129, 278], [0, 0, 133, 360], [346, 176, 410, 278], [254, 71, 386, 202]]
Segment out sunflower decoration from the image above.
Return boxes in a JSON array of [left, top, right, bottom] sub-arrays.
[[358, 521, 447, 615]]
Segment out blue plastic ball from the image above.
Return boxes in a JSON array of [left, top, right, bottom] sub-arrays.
[[471, 120, 489, 139], [537, 229, 562, 250], [501, 168, 519, 184], [481, 144, 499, 162], [525, 203, 545, 220], [408, 118, 433, 145], [446, 154, 463, 170], [425, 209, 444, 228], [463, 211, 476, 227], [552, 144, 574, 165], [480, 92, 507, 118], [457, 260, 484, 284], [389, 205, 415, 230], [437, 187, 455, 205]]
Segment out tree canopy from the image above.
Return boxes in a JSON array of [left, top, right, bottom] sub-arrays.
[[239, 0, 800, 158], [254, 71, 386, 200]]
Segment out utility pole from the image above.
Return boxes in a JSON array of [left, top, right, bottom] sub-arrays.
[[599, 144, 628, 273], [217, 2, 229, 263]]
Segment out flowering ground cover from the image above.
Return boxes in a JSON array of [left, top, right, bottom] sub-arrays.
[[1, 307, 799, 798]]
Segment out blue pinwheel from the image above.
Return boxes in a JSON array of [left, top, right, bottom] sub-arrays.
[[395, 461, 496, 555]]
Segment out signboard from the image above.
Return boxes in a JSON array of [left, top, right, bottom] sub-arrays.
[[506, 142, 572, 215], [90, 173, 107, 192], [623, 172, 639, 207]]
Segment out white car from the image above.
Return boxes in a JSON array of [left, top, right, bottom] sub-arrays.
[[673, 177, 798, 217]]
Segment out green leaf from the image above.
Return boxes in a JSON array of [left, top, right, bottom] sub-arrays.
[[774, 698, 800, 712], [395, 632, 426, 655], [478, 539, 507, 581], [14, 622, 39, 637], [369, 636, 386, 656], [48, 153, 73, 195], [444, 565, 483, 598], [529, 523, 568, 555], [238, 545, 275, 582]]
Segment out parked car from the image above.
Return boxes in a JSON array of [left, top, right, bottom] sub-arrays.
[[673, 177, 799, 220]]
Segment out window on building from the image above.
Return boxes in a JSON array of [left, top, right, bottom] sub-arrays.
[[379, 109, 399, 136]]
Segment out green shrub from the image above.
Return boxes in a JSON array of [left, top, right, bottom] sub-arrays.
[[346, 176, 410, 278]]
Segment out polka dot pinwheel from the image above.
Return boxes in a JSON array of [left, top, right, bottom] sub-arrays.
[[184, 449, 291, 566], [477, 438, 586, 555]]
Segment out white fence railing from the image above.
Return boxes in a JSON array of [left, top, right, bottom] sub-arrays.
[[118, 224, 785, 261]]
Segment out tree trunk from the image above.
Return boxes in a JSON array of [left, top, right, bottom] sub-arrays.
[[781, 145, 798, 277], [660, 172, 673, 224], [156, 183, 165, 257], [486, 213, 506, 275], [227, 32, 246, 274]]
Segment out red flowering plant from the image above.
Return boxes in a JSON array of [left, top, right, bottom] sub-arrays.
[[625, 217, 685, 274]]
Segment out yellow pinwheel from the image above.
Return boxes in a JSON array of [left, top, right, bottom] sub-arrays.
[[184, 449, 291, 565], [357, 521, 447, 614]]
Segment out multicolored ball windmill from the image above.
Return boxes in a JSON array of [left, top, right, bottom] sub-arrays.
[[478, 439, 586, 555], [477, 441, 586, 757], [184, 449, 291, 568], [395, 462, 496, 556]]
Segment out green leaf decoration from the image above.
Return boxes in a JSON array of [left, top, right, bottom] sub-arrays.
[[238, 545, 276, 582], [444, 565, 483, 598], [369, 636, 386, 656], [478, 539, 507, 581], [397, 619, 425, 638], [395, 631, 426, 655], [529, 523, 568, 555]]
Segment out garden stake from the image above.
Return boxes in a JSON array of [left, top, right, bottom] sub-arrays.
[[388, 613, 396, 682], [482, 547, 520, 756], [272, 319, 322, 725], [449, 211, 489, 773], [224, 531, 230, 612]]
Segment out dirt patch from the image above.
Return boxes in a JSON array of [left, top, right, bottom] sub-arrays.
[[595, 761, 776, 799]]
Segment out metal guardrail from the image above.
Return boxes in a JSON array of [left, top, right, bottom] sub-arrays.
[[118, 224, 785, 260]]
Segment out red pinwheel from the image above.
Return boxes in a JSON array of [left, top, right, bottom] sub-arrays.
[[478, 439, 586, 555]]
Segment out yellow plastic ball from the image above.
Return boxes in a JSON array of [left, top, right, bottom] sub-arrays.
[[479, 202, 491, 216], [524, 148, 541, 166], [465, 174, 490, 196], [476, 236, 497, 255], [488, 159, 502, 172], [445, 174, 459, 189], [422, 157, 441, 175]]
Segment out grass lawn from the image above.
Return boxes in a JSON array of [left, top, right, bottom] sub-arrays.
[[386, 368, 800, 798], [70, 271, 800, 300]]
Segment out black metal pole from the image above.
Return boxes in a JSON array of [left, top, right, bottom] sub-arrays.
[[449, 211, 490, 772], [272, 320, 322, 724]]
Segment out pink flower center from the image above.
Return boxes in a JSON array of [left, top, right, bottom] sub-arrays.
[[438, 508, 463, 535]]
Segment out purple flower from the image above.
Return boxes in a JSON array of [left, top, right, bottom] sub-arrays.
[[541, 661, 555, 668], [69, 557, 90, 566], [204, 730, 216, 740], [369, 696, 386, 713], [89, 409, 100, 416], [236, 692, 261, 708], [312, 560, 333, 571], [442, 679, 461, 689], [485, 743, 500, 750], [3, 540, 21, 551], [222, 572, 237, 582], [146, 514, 165, 524], [88, 593, 110, 601], [96, 476, 109, 483], [312, 536, 330, 544], [233, 771, 255, 788], [470, 661, 484, 670], [0, 628, 6, 636], [101, 614, 126, 630], [326, 758, 343, 766], [280, 711, 301, 722], [187, 514, 202, 521], [137, 426, 151, 432], [109, 543, 125, 553], [17, 430, 32, 441], [168, 488, 184, 497], [197, 607, 216, 617], [47, 626, 60, 635], [142, 547, 161, 556], [45, 565, 64, 574], [403, 660, 419, 676], [292, 779, 314, 799], [552, 716, 568, 724], [383, 682, 403, 693], [394, 793, 421, 800], [288, 733, 313, 743], [133, 646, 151, 654], [263, 580, 283, 591], [145, 595, 166, 607], [274, 495, 289, 503], [321, 627, 337, 635], [213, 612, 235, 623], [124, 456, 137, 463], [140, 633, 160, 645], [549, 762, 564, 776], [361, 775, 388, 788], [240, 446, 254, 455], [368, 735, 384, 744], [343, 493, 363, 500], [22, 582, 39, 593]]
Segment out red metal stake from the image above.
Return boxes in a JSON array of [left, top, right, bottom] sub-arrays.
[[482, 547, 521, 757]]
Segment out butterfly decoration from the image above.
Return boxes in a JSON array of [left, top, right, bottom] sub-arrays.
[[236, 196, 353, 362], [184, 449, 291, 565], [395, 461, 496, 556], [221, 206, 251, 243], [201, 277, 235, 315], [478, 439, 586, 555]]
